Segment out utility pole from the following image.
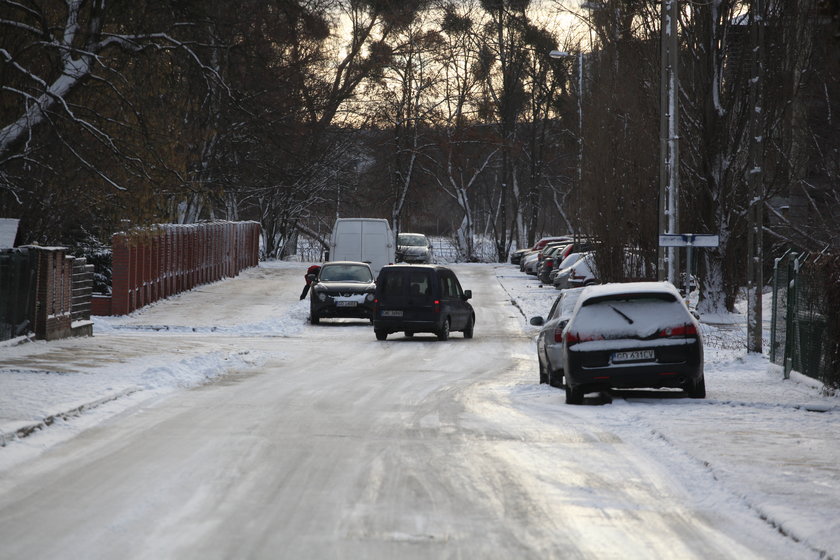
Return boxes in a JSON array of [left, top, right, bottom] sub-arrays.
[[658, 0, 680, 283], [746, 0, 766, 353]]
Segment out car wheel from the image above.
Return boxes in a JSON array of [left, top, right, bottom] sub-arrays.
[[437, 318, 450, 341], [463, 315, 474, 339], [404, 331, 414, 337], [687, 375, 706, 399], [565, 384, 584, 405], [310, 310, 320, 325], [375, 330, 387, 341], [538, 359, 548, 384]]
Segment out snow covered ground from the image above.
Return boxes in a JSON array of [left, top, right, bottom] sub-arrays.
[[1, 260, 838, 558]]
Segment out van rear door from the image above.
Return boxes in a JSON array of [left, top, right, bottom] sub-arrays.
[[334, 220, 363, 261], [378, 268, 436, 322]]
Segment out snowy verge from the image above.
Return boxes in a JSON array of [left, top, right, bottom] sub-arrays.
[[0, 349, 266, 446]]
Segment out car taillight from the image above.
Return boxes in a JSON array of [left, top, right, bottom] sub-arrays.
[[658, 324, 698, 337], [434, 299, 440, 313], [565, 331, 602, 344], [554, 327, 564, 343]]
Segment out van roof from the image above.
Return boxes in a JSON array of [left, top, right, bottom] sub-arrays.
[[380, 264, 449, 272]]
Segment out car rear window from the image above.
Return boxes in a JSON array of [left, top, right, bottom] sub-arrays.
[[380, 269, 434, 296], [573, 293, 690, 338]]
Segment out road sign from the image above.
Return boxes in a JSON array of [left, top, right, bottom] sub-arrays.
[[658, 233, 719, 248]]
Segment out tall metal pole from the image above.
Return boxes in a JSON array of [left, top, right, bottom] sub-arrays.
[[746, 0, 765, 352], [658, 0, 680, 283]]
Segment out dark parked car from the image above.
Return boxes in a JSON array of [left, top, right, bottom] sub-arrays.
[[530, 287, 585, 386], [373, 265, 474, 341], [309, 261, 376, 325], [561, 282, 705, 405]]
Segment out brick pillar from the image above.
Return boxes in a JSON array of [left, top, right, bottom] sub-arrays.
[[111, 234, 130, 315]]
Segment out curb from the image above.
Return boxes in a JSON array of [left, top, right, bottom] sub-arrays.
[[0, 387, 140, 447]]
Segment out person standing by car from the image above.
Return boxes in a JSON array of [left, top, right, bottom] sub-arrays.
[[299, 264, 321, 300]]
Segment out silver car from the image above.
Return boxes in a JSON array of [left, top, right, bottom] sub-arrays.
[[529, 287, 585, 386], [551, 251, 591, 289], [396, 233, 434, 263]]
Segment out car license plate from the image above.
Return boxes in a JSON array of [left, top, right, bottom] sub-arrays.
[[613, 349, 655, 362], [336, 301, 357, 307], [381, 310, 403, 317]]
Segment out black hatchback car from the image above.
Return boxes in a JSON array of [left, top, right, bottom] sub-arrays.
[[561, 282, 705, 404], [373, 265, 474, 341]]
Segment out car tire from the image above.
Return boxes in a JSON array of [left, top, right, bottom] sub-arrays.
[[375, 330, 387, 341], [687, 375, 706, 399], [548, 369, 562, 389], [538, 360, 548, 384], [463, 315, 474, 339], [565, 384, 584, 405], [437, 318, 450, 341], [404, 331, 414, 337]]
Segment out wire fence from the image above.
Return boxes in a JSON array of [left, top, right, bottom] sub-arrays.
[[770, 250, 840, 390]]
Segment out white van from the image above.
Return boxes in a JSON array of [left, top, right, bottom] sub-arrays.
[[329, 218, 395, 276]]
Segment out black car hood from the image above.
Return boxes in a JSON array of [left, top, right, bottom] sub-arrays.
[[315, 281, 374, 293]]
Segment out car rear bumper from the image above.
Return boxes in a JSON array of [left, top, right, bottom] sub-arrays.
[[565, 344, 703, 392], [373, 317, 442, 334]]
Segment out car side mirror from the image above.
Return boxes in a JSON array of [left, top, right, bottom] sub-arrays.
[[463, 290, 472, 300], [307, 274, 317, 283], [530, 316, 544, 326]]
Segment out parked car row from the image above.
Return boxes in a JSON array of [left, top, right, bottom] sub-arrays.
[[513, 236, 599, 290], [514, 237, 705, 404]]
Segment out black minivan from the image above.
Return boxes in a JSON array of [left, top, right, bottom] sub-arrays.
[[373, 265, 475, 341]]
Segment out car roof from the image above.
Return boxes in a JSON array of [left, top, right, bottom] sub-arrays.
[[580, 281, 681, 301], [380, 264, 450, 272], [322, 261, 372, 268]]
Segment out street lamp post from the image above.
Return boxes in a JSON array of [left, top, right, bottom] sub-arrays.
[[659, 0, 680, 283]]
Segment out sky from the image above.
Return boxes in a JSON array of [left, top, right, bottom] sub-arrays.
[[0, 259, 838, 558]]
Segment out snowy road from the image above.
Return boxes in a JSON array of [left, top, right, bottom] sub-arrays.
[[0, 263, 832, 559]]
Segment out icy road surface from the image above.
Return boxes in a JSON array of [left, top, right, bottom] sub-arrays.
[[0, 262, 833, 559]]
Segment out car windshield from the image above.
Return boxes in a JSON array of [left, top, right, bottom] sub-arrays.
[[398, 234, 428, 247], [319, 264, 372, 283], [557, 252, 586, 269]]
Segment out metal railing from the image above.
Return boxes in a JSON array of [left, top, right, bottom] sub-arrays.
[[770, 250, 839, 389]]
